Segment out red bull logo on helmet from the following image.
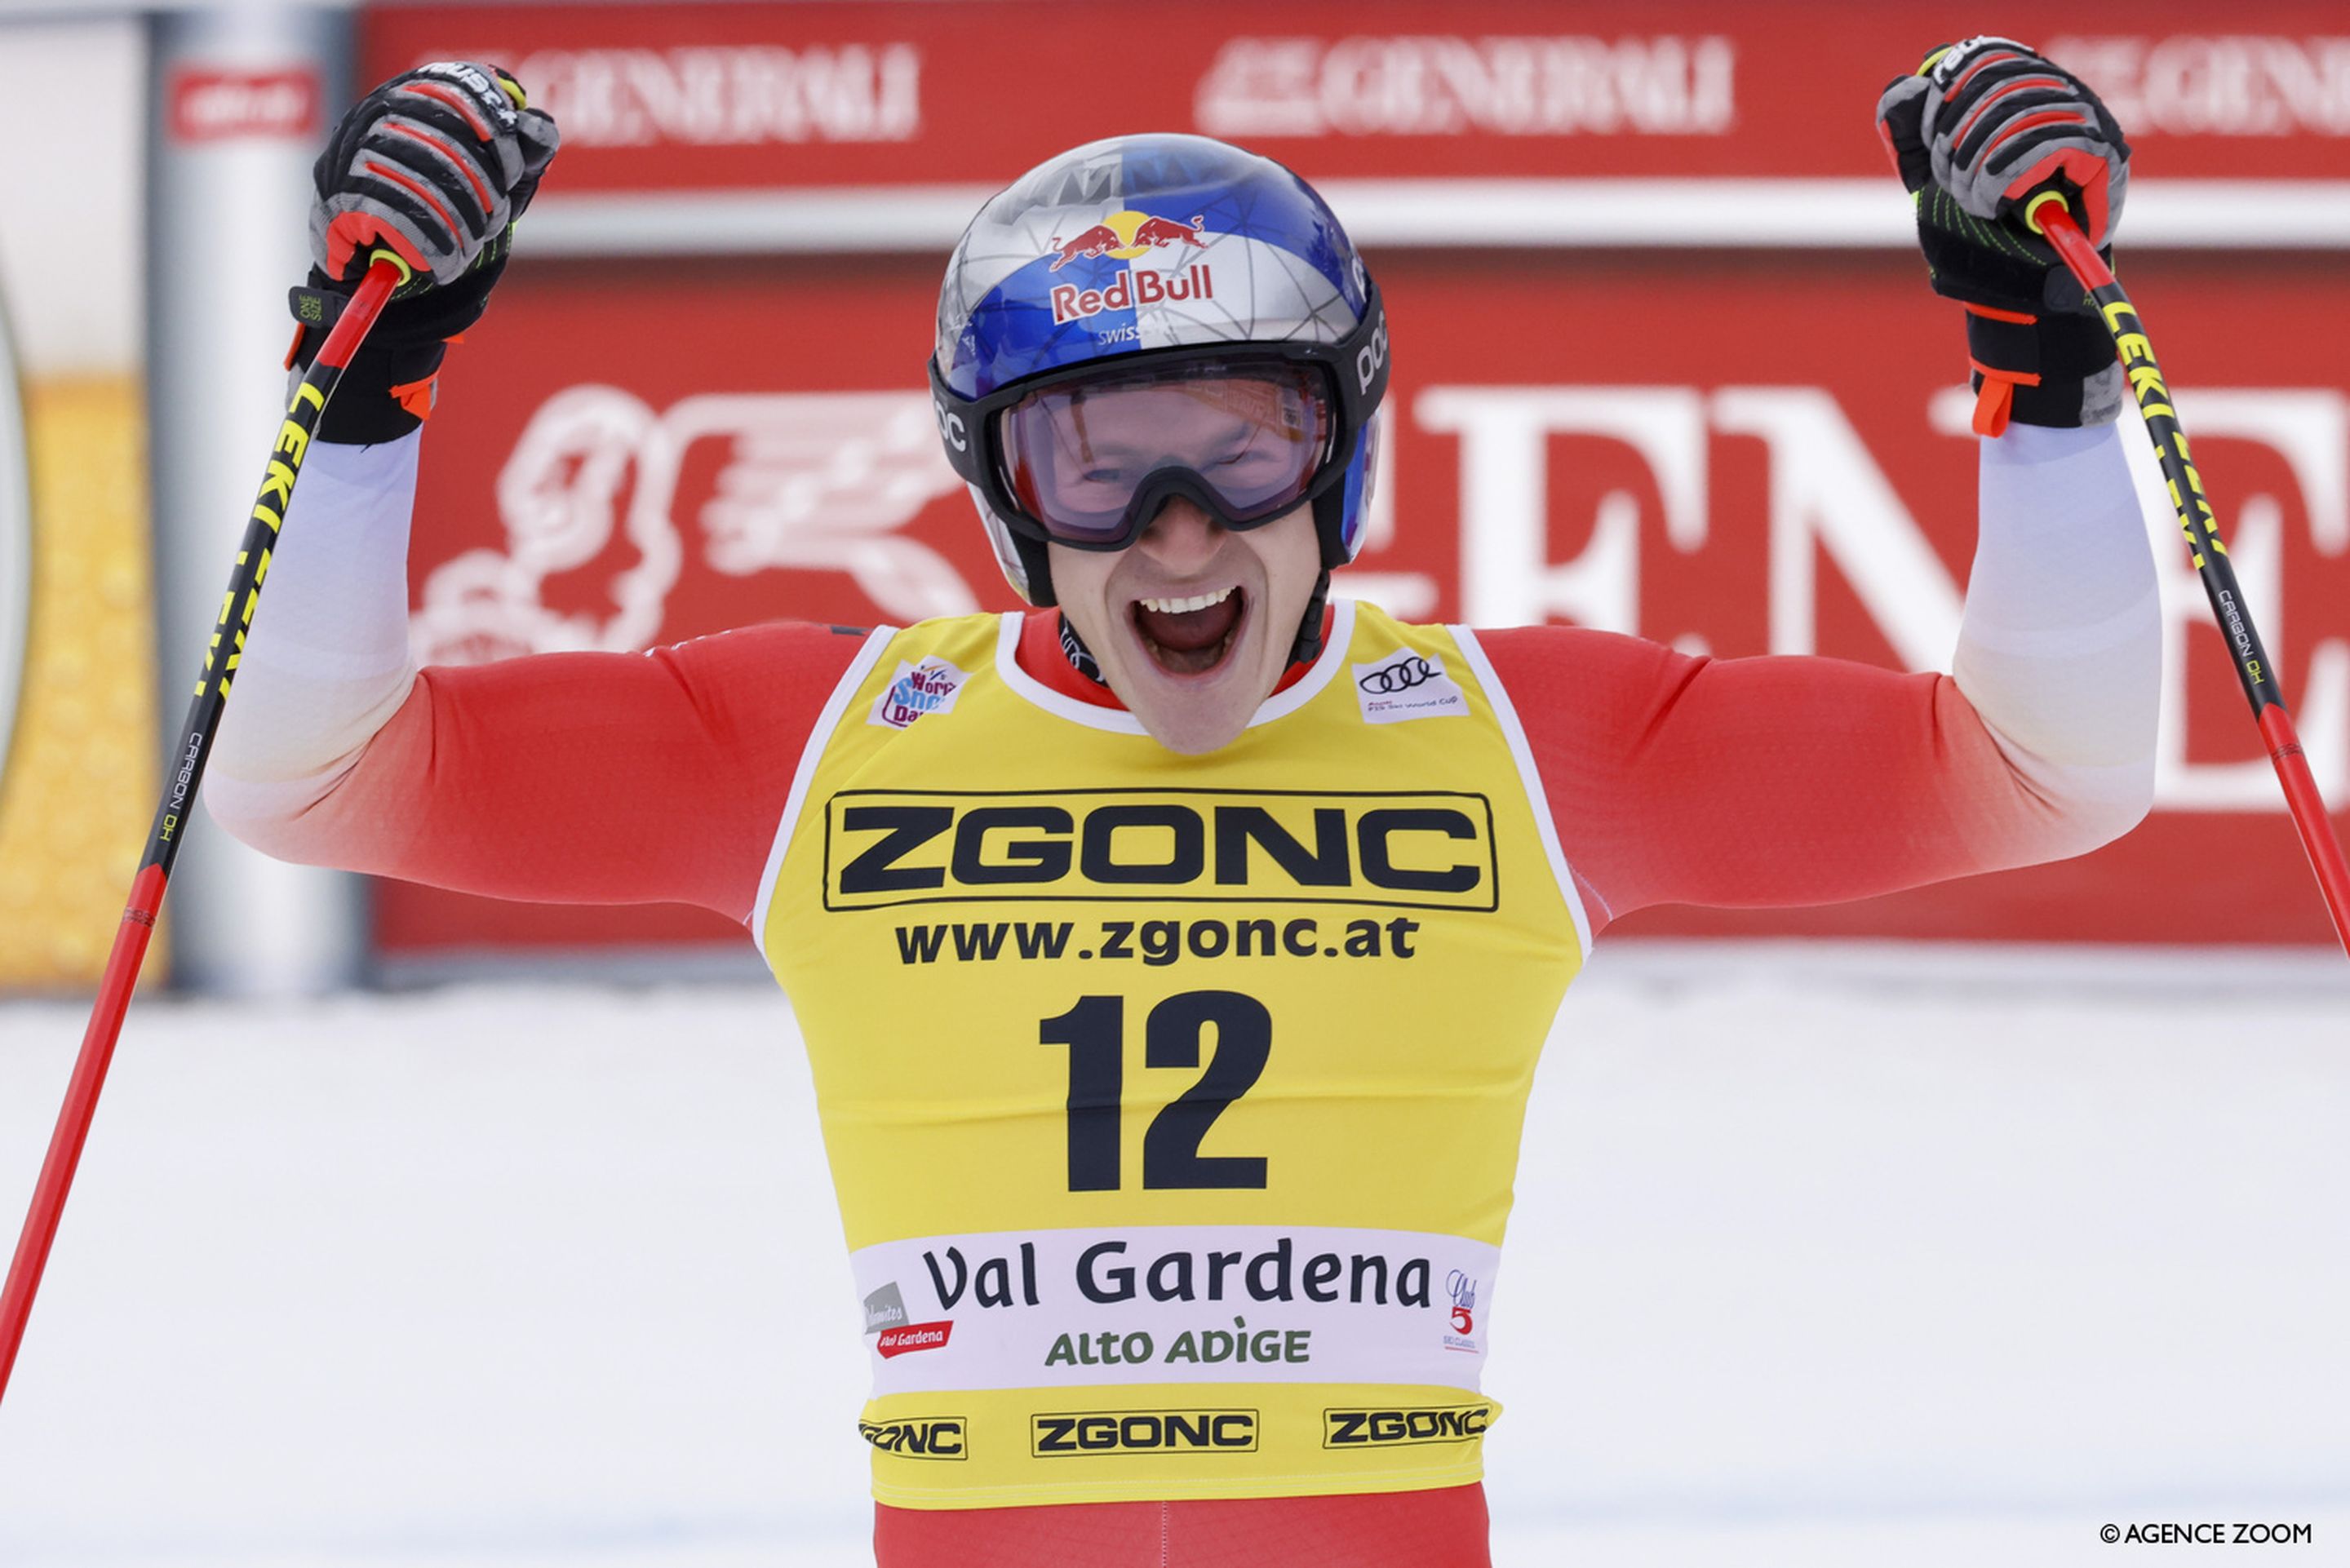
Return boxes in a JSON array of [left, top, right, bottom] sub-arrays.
[[1044, 210, 1217, 326], [1050, 264, 1215, 326], [1047, 210, 1208, 272]]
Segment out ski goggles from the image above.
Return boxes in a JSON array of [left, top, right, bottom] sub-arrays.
[[997, 358, 1336, 547], [930, 286, 1389, 552]]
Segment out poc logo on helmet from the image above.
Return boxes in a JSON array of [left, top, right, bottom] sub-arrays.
[[1032, 1409, 1257, 1455], [1355, 310, 1389, 396], [932, 396, 967, 453], [1323, 1403, 1493, 1447]]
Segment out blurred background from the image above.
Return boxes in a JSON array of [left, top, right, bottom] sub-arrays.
[[0, 2, 2343, 1564]]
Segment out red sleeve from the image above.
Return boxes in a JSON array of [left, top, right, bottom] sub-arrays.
[[1479, 626, 2064, 932], [267, 620, 866, 924]]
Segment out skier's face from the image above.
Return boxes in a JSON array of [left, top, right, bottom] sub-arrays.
[[1049, 498, 1323, 755]]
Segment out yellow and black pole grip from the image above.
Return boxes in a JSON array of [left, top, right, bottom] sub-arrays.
[[0, 251, 407, 1406], [2025, 193, 2350, 953]]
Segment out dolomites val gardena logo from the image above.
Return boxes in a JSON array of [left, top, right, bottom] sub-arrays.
[[862, 1281, 954, 1359], [0, 283, 32, 796]]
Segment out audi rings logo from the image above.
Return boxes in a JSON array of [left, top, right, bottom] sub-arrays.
[[1352, 648, 1468, 724], [1358, 655, 1440, 695], [0, 281, 31, 795]]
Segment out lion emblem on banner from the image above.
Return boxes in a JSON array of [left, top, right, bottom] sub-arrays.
[[411, 388, 977, 664]]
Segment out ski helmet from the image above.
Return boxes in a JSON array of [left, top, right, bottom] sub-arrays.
[[929, 134, 1388, 619]]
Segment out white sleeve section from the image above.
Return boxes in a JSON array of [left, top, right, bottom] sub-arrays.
[[204, 432, 423, 835], [1954, 421, 2162, 853], [1450, 626, 1595, 960], [749, 626, 895, 963]]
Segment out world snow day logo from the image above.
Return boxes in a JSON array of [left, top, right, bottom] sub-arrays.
[[870, 655, 967, 729]]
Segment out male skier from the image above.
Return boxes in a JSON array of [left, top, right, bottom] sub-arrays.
[[210, 41, 2157, 1568]]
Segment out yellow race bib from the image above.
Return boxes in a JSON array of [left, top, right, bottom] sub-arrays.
[[762, 601, 1588, 1508]]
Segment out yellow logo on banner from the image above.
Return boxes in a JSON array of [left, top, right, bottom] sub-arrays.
[[0, 328, 159, 987], [0, 291, 25, 797]]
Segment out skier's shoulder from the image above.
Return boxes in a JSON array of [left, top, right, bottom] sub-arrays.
[[1443, 618, 1693, 693], [637, 617, 895, 711]]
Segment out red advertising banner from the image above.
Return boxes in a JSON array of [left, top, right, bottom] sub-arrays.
[[166, 67, 322, 144], [382, 247, 2350, 950], [356, 3, 2350, 954], [365, 2, 2350, 189]]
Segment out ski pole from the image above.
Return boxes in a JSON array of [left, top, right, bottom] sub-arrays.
[[0, 253, 408, 1406], [2026, 193, 2350, 955]]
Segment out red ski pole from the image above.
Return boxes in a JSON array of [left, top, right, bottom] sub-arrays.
[[2026, 193, 2350, 955], [0, 254, 407, 1405]]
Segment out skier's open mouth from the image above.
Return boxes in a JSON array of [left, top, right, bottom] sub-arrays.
[[1133, 585, 1246, 676]]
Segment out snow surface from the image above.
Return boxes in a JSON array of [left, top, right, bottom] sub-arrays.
[[0, 945, 2344, 1567]]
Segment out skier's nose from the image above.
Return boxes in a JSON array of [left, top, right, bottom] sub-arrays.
[[1134, 497, 1224, 574]]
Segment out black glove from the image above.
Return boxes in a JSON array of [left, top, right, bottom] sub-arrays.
[[287, 62, 559, 445], [1876, 38, 2130, 436]]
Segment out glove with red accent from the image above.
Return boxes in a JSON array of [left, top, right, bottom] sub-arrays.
[[1876, 38, 2129, 436], [287, 62, 559, 445]]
